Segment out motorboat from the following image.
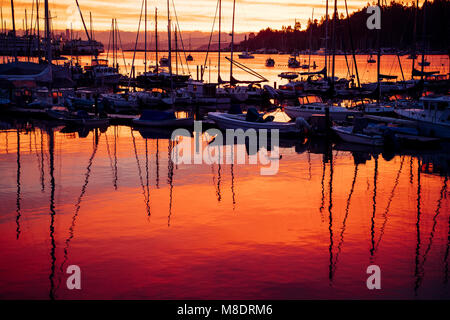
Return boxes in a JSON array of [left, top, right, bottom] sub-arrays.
[[285, 102, 362, 122], [265, 58, 275, 67], [101, 93, 140, 113], [208, 108, 309, 135], [288, 56, 301, 68], [333, 125, 384, 146], [395, 95, 450, 139], [238, 51, 255, 59], [159, 57, 170, 67]]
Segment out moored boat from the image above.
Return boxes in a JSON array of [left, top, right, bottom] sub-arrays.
[[333, 125, 384, 146], [208, 109, 309, 135], [394, 95, 450, 139]]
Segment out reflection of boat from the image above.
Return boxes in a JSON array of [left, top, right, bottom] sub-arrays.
[[132, 110, 194, 127], [333, 126, 384, 146], [208, 109, 309, 135], [265, 58, 275, 67]]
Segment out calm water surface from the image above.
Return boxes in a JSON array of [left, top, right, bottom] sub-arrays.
[[0, 121, 449, 299]]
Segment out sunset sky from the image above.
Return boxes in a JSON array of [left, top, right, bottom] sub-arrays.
[[0, 0, 392, 33]]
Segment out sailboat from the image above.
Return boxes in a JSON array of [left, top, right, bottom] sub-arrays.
[[186, 35, 193, 61], [238, 35, 254, 59], [265, 57, 275, 67]]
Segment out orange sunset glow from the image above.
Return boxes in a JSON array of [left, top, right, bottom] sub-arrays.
[[1, 0, 386, 32]]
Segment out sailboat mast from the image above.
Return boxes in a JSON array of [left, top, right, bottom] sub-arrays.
[[411, 0, 418, 79], [90, 12, 93, 41], [331, 0, 337, 90], [155, 7, 158, 73], [420, 0, 428, 80], [175, 24, 178, 75], [167, 0, 173, 90], [376, 0, 381, 102], [11, 0, 18, 62], [45, 0, 51, 63], [324, 0, 329, 78], [218, 0, 221, 82], [308, 9, 314, 70], [36, 0, 40, 62], [230, 0, 236, 84], [144, 0, 147, 74]]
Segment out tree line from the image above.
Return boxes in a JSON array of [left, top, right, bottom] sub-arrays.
[[236, 1, 450, 53]]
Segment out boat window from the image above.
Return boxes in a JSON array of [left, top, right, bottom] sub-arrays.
[[429, 103, 435, 110], [423, 101, 429, 110]]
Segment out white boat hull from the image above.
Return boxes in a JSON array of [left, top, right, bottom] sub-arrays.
[[208, 112, 303, 134], [285, 106, 361, 122]]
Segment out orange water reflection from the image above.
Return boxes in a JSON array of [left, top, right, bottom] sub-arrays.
[[0, 123, 449, 299]]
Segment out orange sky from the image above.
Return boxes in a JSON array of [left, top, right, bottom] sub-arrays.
[[0, 0, 402, 33]]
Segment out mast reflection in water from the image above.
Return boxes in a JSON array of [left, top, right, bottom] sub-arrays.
[[0, 123, 449, 299]]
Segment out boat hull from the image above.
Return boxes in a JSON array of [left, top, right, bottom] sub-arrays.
[[285, 106, 361, 122], [333, 126, 384, 146], [208, 112, 303, 135]]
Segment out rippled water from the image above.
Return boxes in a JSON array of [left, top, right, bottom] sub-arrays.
[[0, 121, 449, 299]]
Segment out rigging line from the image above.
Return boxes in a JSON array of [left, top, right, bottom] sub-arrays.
[[106, 20, 112, 65], [128, 0, 145, 88], [171, 0, 190, 75], [115, 20, 128, 75], [201, 0, 220, 80], [224, 57, 267, 81]]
